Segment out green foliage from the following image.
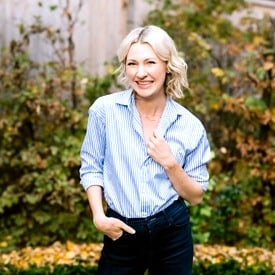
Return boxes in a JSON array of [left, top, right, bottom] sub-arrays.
[[0, 0, 109, 248], [193, 260, 273, 275], [208, 184, 244, 245], [145, 0, 275, 248], [189, 177, 215, 243], [0, 261, 272, 275], [0, 0, 274, 251], [0, 264, 98, 275]]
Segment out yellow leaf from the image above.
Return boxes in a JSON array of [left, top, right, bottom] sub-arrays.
[[66, 240, 76, 251], [31, 255, 43, 266], [65, 251, 76, 259], [253, 35, 266, 45], [263, 61, 274, 71], [0, 241, 8, 248], [211, 67, 225, 77]]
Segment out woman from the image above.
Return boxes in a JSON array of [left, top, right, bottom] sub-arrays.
[[80, 25, 210, 275]]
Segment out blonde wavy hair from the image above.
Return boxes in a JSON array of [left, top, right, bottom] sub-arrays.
[[116, 25, 188, 99]]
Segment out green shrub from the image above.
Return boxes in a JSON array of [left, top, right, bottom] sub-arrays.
[[145, 0, 275, 249], [0, 0, 274, 251], [0, 1, 112, 248], [0, 265, 98, 275], [0, 261, 272, 275], [193, 260, 273, 275]]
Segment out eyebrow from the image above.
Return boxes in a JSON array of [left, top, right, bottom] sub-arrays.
[[126, 57, 158, 62]]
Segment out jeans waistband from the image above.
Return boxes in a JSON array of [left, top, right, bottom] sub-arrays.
[[106, 198, 185, 224]]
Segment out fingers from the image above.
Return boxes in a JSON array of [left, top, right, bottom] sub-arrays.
[[112, 231, 123, 241], [148, 130, 165, 150], [150, 130, 165, 143], [110, 219, 136, 241], [118, 220, 136, 234], [152, 129, 160, 139]]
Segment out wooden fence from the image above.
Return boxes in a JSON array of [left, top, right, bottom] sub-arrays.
[[0, 0, 155, 75], [0, 0, 274, 76]]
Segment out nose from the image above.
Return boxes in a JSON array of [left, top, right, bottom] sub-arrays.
[[136, 65, 147, 78]]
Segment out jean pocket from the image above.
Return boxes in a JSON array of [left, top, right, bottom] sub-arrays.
[[169, 203, 190, 227]]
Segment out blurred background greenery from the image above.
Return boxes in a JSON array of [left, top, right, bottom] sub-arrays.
[[0, 0, 274, 254]]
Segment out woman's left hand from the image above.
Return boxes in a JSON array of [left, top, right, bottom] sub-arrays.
[[147, 130, 176, 168]]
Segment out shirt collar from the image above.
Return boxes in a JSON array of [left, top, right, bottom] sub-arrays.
[[114, 88, 185, 118], [114, 89, 133, 107], [114, 89, 186, 138]]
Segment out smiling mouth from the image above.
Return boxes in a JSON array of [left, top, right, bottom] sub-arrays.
[[136, 81, 153, 86]]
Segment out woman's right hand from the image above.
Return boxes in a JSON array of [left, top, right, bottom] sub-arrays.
[[93, 215, 136, 241], [86, 186, 135, 241]]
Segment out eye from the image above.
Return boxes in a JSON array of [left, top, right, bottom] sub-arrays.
[[127, 62, 136, 66], [148, 60, 156, 64]]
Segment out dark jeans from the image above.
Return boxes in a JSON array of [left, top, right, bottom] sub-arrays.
[[97, 199, 193, 275]]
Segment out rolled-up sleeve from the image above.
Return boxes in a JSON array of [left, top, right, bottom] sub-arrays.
[[80, 103, 106, 191], [184, 129, 211, 191]]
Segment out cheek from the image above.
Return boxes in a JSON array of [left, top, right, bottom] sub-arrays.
[[125, 68, 135, 79], [153, 67, 167, 78], [156, 71, 167, 83]]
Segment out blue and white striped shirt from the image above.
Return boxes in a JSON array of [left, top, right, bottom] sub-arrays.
[[80, 89, 210, 218]]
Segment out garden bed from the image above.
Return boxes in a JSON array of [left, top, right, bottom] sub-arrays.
[[0, 242, 273, 274]]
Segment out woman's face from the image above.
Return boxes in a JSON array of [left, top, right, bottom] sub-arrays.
[[125, 42, 167, 100]]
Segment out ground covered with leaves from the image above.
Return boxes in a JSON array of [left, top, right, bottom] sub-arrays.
[[0, 242, 273, 272]]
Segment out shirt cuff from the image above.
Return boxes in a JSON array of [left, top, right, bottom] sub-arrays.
[[80, 175, 103, 191]]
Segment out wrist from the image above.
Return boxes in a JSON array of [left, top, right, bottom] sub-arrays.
[[163, 156, 178, 171], [93, 213, 107, 230]]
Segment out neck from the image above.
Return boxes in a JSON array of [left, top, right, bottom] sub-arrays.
[[134, 93, 166, 118]]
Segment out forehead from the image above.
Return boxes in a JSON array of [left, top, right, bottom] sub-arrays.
[[126, 42, 160, 60]]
